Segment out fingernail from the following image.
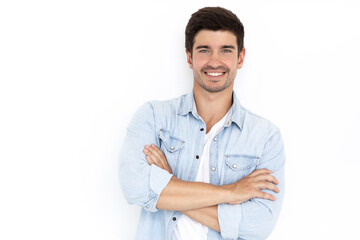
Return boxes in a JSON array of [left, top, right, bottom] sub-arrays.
[[144, 149, 148, 153]]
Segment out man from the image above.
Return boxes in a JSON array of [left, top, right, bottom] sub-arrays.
[[120, 7, 285, 240]]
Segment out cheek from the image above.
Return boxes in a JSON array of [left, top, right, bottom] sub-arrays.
[[192, 56, 208, 67], [192, 62, 204, 71], [226, 59, 240, 69]]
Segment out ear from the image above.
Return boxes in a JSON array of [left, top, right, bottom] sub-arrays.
[[186, 49, 193, 69], [237, 47, 246, 69]]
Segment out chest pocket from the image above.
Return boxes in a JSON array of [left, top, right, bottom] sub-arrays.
[[224, 154, 260, 183], [158, 129, 185, 175]]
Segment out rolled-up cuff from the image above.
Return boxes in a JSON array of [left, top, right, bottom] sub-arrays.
[[150, 164, 173, 195], [218, 203, 242, 240], [143, 165, 173, 212]]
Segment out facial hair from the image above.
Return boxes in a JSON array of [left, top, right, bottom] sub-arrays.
[[194, 65, 235, 93]]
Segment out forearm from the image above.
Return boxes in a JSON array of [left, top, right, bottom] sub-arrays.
[[159, 176, 221, 232], [182, 206, 220, 232], [156, 176, 231, 211]]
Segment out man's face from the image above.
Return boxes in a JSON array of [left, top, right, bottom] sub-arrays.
[[186, 30, 245, 93]]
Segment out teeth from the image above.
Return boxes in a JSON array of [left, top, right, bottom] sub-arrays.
[[206, 72, 224, 76]]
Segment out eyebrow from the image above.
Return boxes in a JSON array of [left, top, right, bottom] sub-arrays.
[[195, 45, 210, 49], [195, 45, 236, 49], [222, 45, 236, 49]]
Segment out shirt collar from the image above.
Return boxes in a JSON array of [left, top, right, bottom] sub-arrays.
[[177, 90, 244, 130]]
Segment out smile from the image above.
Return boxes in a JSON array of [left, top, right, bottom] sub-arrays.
[[205, 72, 225, 77]]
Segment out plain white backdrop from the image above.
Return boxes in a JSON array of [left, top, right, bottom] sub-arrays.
[[1, 0, 360, 239]]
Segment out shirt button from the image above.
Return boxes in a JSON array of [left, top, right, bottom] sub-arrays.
[[214, 137, 217, 141], [211, 167, 216, 171], [173, 217, 176, 221], [200, 128, 204, 131], [196, 155, 199, 159], [170, 146, 175, 150], [233, 164, 237, 169]]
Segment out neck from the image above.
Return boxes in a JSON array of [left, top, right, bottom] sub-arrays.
[[193, 84, 233, 133]]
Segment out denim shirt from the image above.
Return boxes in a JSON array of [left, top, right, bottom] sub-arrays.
[[119, 90, 285, 240]]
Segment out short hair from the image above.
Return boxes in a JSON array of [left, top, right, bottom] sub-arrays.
[[185, 7, 244, 56]]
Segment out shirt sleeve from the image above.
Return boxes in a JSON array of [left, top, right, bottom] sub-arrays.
[[119, 102, 173, 212], [218, 130, 286, 240]]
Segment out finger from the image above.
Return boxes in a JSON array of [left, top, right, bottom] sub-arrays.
[[146, 149, 163, 166], [143, 145, 153, 155], [255, 174, 279, 185], [249, 168, 272, 177], [151, 144, 167, 158], [144, 149, 160, 165], [149, 145, 167, 163], [258, 182, 280, 193], [256, 190, 276, 201], [146, 155, 154, 165], [149, 145, 173, 174], [143, 148, 154, 158]]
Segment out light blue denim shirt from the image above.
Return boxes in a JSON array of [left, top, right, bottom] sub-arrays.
[[119, 90, 285, 240]]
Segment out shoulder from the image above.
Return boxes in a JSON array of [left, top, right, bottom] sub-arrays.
[[148, 96, 182, 112], [136, 93, 187, 116], [240, 105, 280, 140], [129, 93, 186, 124]]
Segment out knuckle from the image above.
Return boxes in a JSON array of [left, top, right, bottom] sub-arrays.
[[265, 193, 272, 199], [250, 190, 257, 198], [267, 182, 276, 190]]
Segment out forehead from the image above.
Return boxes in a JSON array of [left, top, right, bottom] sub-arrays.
[[193, 30, 237, 47]]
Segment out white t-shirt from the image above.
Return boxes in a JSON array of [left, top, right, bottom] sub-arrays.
[[172, 110, 230, 240]]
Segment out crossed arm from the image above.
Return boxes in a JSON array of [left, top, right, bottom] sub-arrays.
[[120, 103, 284, 239], [143, 144, 280, 233]]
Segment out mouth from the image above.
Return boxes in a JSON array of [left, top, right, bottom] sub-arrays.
[[204, 71, 226, 77]]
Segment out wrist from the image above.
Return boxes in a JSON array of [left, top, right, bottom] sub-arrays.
[[217, 184, 234, 204]]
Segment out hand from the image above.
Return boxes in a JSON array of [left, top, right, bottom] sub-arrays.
[[143, 145, 279, 204], [227, 168, 280, 204], [143, 144, 173, 174]]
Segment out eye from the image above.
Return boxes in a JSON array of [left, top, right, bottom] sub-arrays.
[[199, 49, 209, 53], [222, 49, 232, 53]]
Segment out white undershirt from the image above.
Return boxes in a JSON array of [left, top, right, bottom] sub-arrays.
[[172, 110, 230, 240]]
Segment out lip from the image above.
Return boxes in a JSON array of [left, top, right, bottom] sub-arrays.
[[204, 70, 225, 73], [203, 71, 226, 78]]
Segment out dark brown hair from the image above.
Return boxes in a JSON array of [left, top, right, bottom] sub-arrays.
[[185, 7, 244, 56]]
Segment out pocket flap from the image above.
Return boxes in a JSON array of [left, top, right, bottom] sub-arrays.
[[159, 129, 185, 152], [225, 154, 260, 171]]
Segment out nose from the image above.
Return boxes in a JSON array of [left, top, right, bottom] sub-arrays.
[[207, 52, 222, 68]]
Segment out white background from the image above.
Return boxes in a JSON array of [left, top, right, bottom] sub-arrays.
[[1, 0, 360, 239]]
